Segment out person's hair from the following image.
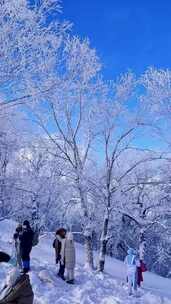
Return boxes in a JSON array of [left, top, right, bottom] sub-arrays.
[[56, 228, 67, 237]]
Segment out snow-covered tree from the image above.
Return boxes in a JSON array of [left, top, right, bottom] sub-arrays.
[[86, 72, 168, 271], [0, 108, 21, 220], [140, 67, 171, 146], [0, 0, 69, 110], [25, 36, 101, 269], [0, 1, 170, 278]]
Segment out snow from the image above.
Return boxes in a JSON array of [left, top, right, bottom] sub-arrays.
[[0, 220, 171, 304]]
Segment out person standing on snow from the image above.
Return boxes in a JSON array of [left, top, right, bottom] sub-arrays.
[[124, 248, 140, 296], [62, 232, 76, 284], [53, 228, 67, 280], [13, 224, 22, 269], [0, 267, 34, 304], [19, 220, 34, 273], [137, 240, 147, 287], [137, 259, 147, 287]]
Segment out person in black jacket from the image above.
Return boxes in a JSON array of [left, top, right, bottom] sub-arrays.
[[19, 220, 34, 273], [53, 228, 67, 280]]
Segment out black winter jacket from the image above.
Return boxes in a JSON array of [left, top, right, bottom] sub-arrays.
[[19, 228, 33, 258]]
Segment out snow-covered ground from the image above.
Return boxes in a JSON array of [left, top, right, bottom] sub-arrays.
[[0, 220, 170, 304]]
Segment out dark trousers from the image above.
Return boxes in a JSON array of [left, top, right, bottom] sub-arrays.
[[21, 250, 31, 272], [58, 262, 65, 277]]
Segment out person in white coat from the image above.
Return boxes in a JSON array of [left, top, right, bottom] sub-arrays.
[[124, 248, 140, 296], [13, 224, 22, 269], [62, 232, 76, 284]]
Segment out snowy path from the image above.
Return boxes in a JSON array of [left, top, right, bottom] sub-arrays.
[[0, 220, 171, 304]]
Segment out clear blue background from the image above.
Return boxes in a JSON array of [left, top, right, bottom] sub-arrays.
[[62, 0, 171, 79]]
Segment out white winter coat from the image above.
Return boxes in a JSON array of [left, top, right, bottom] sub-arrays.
[[125, 254, 140, 276], [63, 233, 76, 270]]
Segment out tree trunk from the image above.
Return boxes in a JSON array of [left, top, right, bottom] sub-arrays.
[[77, 177, 94, 270], [99, 240, 107, 272], [98, 216, 109, 272], [139, 228, 146, 261], [84, 234, 94, 270]]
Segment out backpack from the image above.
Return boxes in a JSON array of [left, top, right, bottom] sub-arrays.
[[32, 226, 39, 247]]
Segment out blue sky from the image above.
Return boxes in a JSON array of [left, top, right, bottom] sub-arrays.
[[62, 0, 171, 79]]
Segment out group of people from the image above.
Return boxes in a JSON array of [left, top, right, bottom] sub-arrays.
[[0, 220, 35, 273], [0, 220, 35, 304], [0, 220, 147, 303], [124, 248, 147, 296], [13, 220, 35, 273], [0, 222, 76, 303]]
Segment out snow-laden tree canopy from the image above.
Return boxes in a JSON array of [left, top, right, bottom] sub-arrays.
[[0, 0, 170, 276]]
